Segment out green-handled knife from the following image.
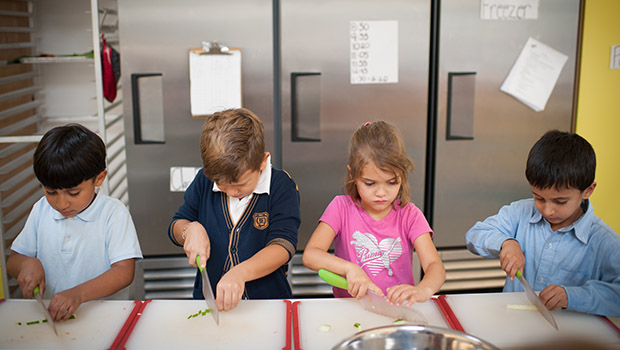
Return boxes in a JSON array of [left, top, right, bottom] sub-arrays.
[[197, 255, 219, 326], [318, 269, 427, 324], [33, 286, 58, 336], [516, 270, 559, 330]]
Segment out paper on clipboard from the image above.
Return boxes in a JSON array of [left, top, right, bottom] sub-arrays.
[[500, 37, 567, 112], [189, 49, 242, 117]]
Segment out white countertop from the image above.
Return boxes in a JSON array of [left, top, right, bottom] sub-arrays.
[[1, 293, 618, 349]]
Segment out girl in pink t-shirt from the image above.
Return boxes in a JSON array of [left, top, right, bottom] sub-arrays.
[[303, 121, 445, 307]]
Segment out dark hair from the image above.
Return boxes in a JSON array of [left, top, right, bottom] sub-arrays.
[[200, 108, 265, 183], [345, 121, 415, 207], [525, 130, 595, 191], [33, 123, 107, 189]]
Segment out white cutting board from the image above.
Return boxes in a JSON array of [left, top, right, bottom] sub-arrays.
[[0, 299, 136, 349], [445, 292, 620, 349], [296, 297, 450, 350], [124, 299, 287, 350]]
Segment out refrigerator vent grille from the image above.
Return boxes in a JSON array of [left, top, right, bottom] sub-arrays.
[[289, 253, 334, 297], [134, 256, 196, 300], [288, 248, 505, 297], [439, 249, 505, 292]]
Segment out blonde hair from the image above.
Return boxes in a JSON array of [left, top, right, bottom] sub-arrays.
[[345, 121, 415, 207], [200, 108, 265, 183]]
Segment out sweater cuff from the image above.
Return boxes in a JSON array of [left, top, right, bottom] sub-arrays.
[[168, 220, 183, 247], [267, 238, 295, 261]]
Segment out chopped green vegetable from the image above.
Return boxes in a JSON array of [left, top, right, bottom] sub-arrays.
[[353, 322, 361, 329], [392, 319, 406, 325], [17, 314, 76, 326], [318, 324, 331, 332], [187, 308, 211, 319]]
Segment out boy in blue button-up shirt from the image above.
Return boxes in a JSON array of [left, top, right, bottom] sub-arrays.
[[466, 130, 620, 316]]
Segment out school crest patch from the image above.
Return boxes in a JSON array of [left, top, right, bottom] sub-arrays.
[[253, 212, 269, 230]]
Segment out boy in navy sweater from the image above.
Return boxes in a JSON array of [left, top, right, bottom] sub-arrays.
[[169, 108, 300, 311]]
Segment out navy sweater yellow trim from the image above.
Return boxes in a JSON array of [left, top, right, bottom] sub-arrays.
[[169, 168, 300, 300]]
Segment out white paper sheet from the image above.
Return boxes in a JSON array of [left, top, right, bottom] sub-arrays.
[[500, 37, 568, 112], [350, 20, 398, 84], [189, 50, 242, 116], [170, 166, 201, 192]]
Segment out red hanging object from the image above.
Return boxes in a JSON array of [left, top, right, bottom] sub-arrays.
[[101, 34, 117, 102]]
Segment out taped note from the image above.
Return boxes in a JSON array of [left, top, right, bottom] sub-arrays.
[[500, 37, 567, 112]]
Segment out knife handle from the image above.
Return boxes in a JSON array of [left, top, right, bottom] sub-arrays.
[[516, 269, 523, 279], [34, 285, 40, 298], [318, 269, 348, 290], [196, 255, 205, 272]]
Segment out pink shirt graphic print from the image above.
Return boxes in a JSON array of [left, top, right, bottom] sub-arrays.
[[320, 196, 432, 298], [351, 231, 402, 277]]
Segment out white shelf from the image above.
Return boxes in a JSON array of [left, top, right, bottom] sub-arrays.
[[20, 56, 93, 64]]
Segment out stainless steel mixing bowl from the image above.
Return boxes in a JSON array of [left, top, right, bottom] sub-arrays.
[[331, 325, 499, 350]]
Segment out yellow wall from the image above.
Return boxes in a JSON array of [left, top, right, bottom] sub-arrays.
[[575, 0, 620, 234]]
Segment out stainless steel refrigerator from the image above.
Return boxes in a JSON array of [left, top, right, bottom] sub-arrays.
[[118, 0, 581, 297]]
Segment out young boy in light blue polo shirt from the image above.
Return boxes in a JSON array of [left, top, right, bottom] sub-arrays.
[[7, 124, 143, 322]]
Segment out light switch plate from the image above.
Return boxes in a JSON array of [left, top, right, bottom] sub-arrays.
[[611, 45, 620, 69]]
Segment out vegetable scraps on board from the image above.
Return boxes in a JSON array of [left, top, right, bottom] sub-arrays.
[[17, 314, 76, 326], [187, 308, 211, 319]]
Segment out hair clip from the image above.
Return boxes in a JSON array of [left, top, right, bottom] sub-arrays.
[[364, 122, 372, 126]]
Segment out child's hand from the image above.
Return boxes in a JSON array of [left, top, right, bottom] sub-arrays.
[[386, 284, 433, 307], [499, 239, 525, 280], [183, 221, 211, 269], [16, 257, 45, 299], [49, 289, 82, 322], [216, 266, 246, 311], [344, 264, 384, 299], [539, 284, 568, 311]]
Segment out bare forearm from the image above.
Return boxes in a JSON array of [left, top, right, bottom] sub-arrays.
[[172, 219, 191, 245], [6, 252, 29, 278], [231, 244, 290, 282], [416, 261, 446, 295], [302, 247, 356, 276], [67, 260, 135, 302]]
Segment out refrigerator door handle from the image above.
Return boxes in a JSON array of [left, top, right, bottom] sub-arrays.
[[131, 73, 166, 144], [291, 72, 321, 142], [446, 72, 476, 140]]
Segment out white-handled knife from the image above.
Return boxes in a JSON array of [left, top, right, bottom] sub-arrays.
[[33, 286, 58, 336], [197, 255, 220, 326], [516, 270, 559, 331]]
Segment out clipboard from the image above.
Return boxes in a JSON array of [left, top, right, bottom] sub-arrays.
[[189, 42, 242, 118]]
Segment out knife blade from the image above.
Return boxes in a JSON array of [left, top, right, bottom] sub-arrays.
[[516, 270, 559, 330], [196, 255, 220, 326], [33, 286, 58, 336], [318, 269, 427, 325]]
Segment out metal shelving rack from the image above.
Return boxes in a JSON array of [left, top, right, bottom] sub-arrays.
[[0, 0, 128, 299]]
